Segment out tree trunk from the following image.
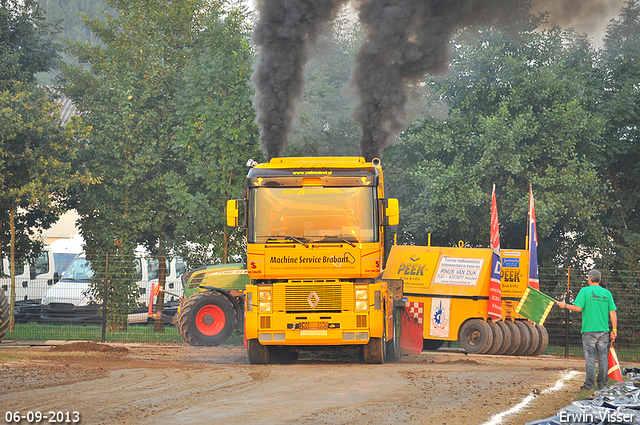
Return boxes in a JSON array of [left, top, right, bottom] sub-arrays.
[[154, 241, 166, 333], [9, 204, 16, 333]]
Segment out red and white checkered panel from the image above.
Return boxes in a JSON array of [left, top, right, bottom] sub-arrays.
[[405, 301, 423, 324]]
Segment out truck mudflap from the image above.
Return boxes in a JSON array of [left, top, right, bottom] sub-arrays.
[[400, 300, 424, 355]]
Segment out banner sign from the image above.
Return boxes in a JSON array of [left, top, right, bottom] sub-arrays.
[[434, 257, 484, 286]]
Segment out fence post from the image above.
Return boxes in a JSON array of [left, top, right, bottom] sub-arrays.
[[564, 266, 570, 358], [101, 253, 109, 343]]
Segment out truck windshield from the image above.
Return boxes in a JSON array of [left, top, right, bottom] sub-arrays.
[[61, 257, 94, 281], [248, 186, 378, 244]]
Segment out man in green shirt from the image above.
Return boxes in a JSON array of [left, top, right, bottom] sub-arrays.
[[557, 269, 617, 390]]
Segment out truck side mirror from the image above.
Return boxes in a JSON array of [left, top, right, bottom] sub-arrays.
[[227, 200, 239, 227], [386, 198, 399, 227]]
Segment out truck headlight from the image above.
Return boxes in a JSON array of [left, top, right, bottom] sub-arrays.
[[259, 290, 272, 301], [259, 302, 272, 312], [355, 289, 368, 300], [355, 300, 368, 311]]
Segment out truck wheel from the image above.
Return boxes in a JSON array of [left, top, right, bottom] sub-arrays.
[[513, 320, 532, 356], [503, 320, 521, 355], [522, 321, 540, 356], [531, 324, 549, 356], [495, 321, 511, 355], [247, 339, 270, 364], [177, 291, 237, 346], [363, 335, 385, 364], [423, 339, 445, 351], [459, 319, 493, 354], [485, 321, 503, 355], [0, 291, 8, 342]]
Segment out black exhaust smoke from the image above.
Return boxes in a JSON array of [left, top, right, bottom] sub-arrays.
[[251, 0, 622, 161], [251, 0, 349, 161]]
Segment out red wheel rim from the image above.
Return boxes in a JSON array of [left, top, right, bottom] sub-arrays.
[[196, 305, 225, 336]]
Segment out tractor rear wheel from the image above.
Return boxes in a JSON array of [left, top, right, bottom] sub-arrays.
[[177, 291, 237, 346], [0, 291, 8, 342]]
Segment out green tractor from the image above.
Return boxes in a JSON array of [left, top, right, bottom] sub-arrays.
[[175, 263, 248, 346]]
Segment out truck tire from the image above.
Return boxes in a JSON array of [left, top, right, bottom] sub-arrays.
[[423, 339, 445, 351], [247, 339, 270, 364], [459, 319, 493, 354], [513, 320, 531, 356], [485, 321, 503, 355], [0, 291, 9, 342], [495, 320, 511, 355], [531, 324, 549, 356], [363, 337, 385, 364], [503, 320, 521, 355], [522, 321, 541, 356], [177, 291, 237, 346]]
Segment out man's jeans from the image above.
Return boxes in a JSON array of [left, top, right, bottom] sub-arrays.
[[582, 331, 610, 389]]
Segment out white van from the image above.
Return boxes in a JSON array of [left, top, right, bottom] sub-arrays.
[[0, 236, 83, 305], [40, 250, 187, 323]]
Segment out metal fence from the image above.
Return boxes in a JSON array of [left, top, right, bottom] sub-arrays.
[[2, 267, 638, 362], [539, 267, 640, 362]]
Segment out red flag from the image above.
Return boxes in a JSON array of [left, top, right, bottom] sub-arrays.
[[528, 184, 540, 290], [488, 184, 502, 319], [608, 345, 623, 382]]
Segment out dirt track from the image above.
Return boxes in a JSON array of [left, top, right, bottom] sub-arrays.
[[0, 342, 592, 425]]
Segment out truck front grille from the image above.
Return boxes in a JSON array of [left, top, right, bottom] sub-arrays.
[[273, 280, 353, 313]]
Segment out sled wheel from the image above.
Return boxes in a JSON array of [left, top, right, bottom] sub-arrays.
[[177, 291, 237, 346], [522, 321, 541, 356], [459, 319, 493, 354], [485, 321, 503, 355], [503, 320, 521, 355], [247, 339, 270, 364], [513, 320, 532, 356], [531, 324, 549, 356], [495, 321, 511, 355]]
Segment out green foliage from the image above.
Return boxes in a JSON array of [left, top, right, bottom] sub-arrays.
[[59, 0, 218, 325], [0, 0, 61, 90], [168, 5, 260, 265], [595, 0, 640, 272], [384, 28, 608, 268]]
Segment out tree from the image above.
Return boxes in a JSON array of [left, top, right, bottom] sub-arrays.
[[0, 1, 86, 331], [167, 5, 260, 266], [595, 0, 640, 272], [59, 0, 218, 330], [384, 27, 608, 269]]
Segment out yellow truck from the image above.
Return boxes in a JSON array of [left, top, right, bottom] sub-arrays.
[[227, 157, 402, 364], [224, 156, 547, 362]]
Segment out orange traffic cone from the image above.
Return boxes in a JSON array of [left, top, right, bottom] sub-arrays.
[[608, 345, 623, 382]]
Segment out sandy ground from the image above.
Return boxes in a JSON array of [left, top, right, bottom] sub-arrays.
[[0, 342, 593, 425]]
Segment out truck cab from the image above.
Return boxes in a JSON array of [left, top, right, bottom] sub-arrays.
[[228, 157, 400, 364]]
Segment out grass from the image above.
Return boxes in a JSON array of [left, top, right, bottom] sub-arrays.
[[6, 322, 185, 344]]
